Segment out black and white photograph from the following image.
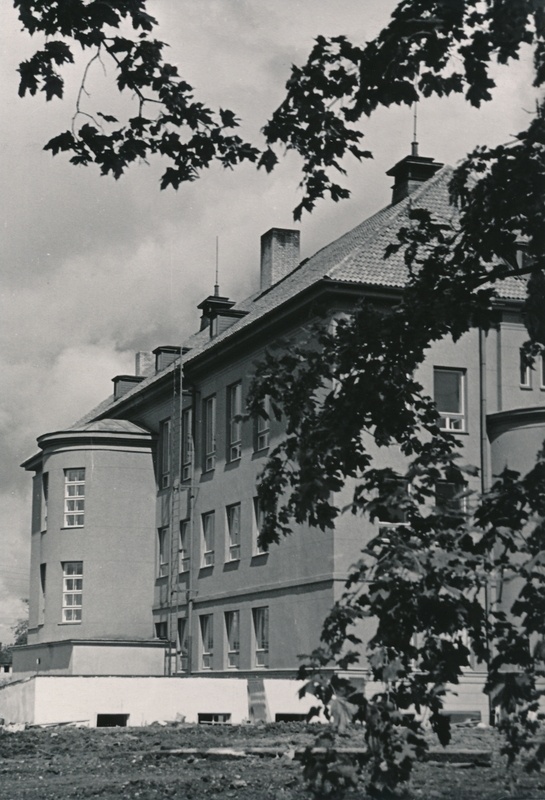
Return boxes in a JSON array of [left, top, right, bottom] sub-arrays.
[[1, 2, 544, 797]]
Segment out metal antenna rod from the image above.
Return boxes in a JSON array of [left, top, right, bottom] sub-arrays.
[[214, 236, 220, 297], [412, 100, 419, 157]]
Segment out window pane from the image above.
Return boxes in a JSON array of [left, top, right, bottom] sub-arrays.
[[434, 370, 461, 413]]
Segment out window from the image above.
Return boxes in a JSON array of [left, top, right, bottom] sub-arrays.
[[64, 468, 85, 527], [226, 503, 241, 561], [200, 614, 214, 669], [435, 480, 467, 518], [203, 395, 216, 471], [225, 610, 240, 669], [181, 407, 193, 480], [541, 356, 545, 390], [62, 561, 83, 622], [255, 395, 270, 451], [253, 607, 269, 667], [178, 618, 189, 671], [42, 472, 49, 529], [159, 419, 171, 488], [227, 382, 242, 461], [520, 350, 532, 388], [155, 621, 168, 640], [158, 527, 169, 577], [253, 497, 266, 555], [179, 520, 190, 573], [202, 512, 215, 567], [433, 368, 466, 431], [39, 564, 46, 625], [377, 479, 410, 534]]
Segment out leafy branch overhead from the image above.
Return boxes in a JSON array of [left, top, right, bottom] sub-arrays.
[[14, 1, 545, 217], [15, 0, 261, 186]]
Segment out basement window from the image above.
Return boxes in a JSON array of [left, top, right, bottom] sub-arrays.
[[198, 713, 231, 725], [96, 714, 129, 728]]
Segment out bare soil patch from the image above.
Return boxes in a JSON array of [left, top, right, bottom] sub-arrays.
[[1, 723, 544, 799]]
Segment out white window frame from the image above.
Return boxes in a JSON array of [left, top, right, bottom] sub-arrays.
[[62, 561, 83, 623], [226, 503, 241, 561], [158, 527, 169, 577], [202, 512, 215, 567], [225, 610, 240, 669], [253, 606, 269, 668], [42, 472, 49, 530], [520, 350, 532, 388], [64, 468, 85, 527], [255, 395, 270, 451], [178, 617, 189, 672], [433, 368, 466, 432], [159, 418, 171, 489], [227, 382, 242, 462], [203, 395, 216, 472], [179, 520, 190, 573], [253, 497, 266, 555], [181, 407, 193, 480], [200, 614, 214, 670]]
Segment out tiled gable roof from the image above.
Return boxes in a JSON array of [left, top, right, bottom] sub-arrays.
[[71, 165, 527, 427]]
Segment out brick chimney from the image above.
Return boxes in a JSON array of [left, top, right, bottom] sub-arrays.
[[386, 146, 443, 205], [135, 351, 155, 377], [260, 228, 300, 291]]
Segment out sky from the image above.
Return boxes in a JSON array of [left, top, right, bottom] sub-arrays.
[[0, 0, 539, 644]]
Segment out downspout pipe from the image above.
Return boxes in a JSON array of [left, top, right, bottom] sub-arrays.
[[479, 327, 493, 726]]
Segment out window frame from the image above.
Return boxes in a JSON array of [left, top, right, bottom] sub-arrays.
[[61, 561, 83, 623], [433, 368, 466, 432], [226, 503, 241, 561], [159, 418, 171, 489], [203, 395, 217, 472], [200, 613, 214, 670], [255, 395, 271, 452], [520, 350, 532, 388], [179, 519, 190, 573], [376, 479, 411, 535], [155, 621, 168, 640], [227, 382, 242, 462], [177, 617, 189, 672], [42, 472, 49, 530], [181, 407, 193, 481], [253, 497, 267, 555], [201, 511, 215, 567], [63, 468, 85, 528], [252, 606, 269, 668], [541, 356, 545, 390], [435, 480, 468, 518], [158, 527, 169, 577], [225, 610, 240, 669]]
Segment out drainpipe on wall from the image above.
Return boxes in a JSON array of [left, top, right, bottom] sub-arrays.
[[479, 327, 494, 726], [186, 384, 199, 676]]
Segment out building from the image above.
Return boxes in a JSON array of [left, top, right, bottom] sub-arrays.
[[12, 153, 545, 708]]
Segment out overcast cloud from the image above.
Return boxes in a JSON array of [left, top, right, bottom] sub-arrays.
[[0, 0, 539, 642]]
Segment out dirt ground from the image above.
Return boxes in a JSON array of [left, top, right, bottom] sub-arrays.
[[1, 723, 544, 799]]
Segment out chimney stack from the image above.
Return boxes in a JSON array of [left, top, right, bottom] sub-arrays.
[[135, 351, 155, 378], [260, 228, 300, 292]]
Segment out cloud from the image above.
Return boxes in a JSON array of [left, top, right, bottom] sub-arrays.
[[0, 0, 540, 639]]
